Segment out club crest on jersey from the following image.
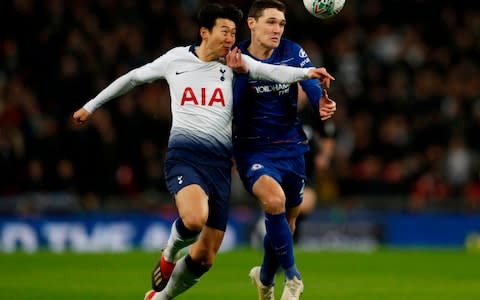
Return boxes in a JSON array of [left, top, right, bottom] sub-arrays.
[[251, 163, 264, 171], [299, 48, 308, 58], [219, 68, 226, 81], [181, 87, 225, 106]]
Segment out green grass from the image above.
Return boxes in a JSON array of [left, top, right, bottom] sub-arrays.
[[1, 248, 479, 299]]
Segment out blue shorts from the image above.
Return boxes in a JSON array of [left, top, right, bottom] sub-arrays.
[[235, 154, 306, 208], [164, 155, 231, 231]]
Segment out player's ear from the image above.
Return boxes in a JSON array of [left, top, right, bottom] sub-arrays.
[[200, 27, 209, 39], [247, 17, 256, 30]]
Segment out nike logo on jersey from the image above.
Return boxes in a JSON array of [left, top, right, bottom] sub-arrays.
[[175, 71, 188, 75]]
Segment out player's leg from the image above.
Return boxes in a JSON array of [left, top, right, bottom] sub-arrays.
[[152, 184, 207, 291], [278, 157, 307, 300], [236, 157, 295, 299], [285, 205, 301, 238], [151, 159, 207, 291], [149, 227, 224, 300], [148, 164, 231, 299], [252, 175, 301, 282], [292, 186, 316, 243], [280, 204, 304, 300]]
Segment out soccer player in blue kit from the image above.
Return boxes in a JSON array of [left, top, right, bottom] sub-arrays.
[[72, 3, 335, 300], [233, 1, 337, 299]]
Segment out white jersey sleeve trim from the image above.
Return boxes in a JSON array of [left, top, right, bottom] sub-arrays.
[[242, 54, 311, 83]]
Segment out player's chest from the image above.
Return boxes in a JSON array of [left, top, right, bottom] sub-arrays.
[[170, 63, 234, 108], [169, 62, 233, 85]]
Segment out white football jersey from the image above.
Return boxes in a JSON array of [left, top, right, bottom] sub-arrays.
[[139, 46, 235, 162], [83, 45, 311, 166]]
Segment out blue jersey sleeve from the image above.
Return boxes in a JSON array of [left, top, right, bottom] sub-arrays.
[[301, 78, 323, 113], [292, 43, 323, 113]]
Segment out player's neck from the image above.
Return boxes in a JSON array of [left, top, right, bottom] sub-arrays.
[[247, 42, 274, 60], [196, 45, 219, 62]]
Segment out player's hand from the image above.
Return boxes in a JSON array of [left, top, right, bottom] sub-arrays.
[[73, 108, 91, 124], [226, 47, 248, 73], [307, 67, 335, 89], [319, 89, 336, 121]]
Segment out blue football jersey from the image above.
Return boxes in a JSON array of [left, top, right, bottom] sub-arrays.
[[233, 39, 323, 158]]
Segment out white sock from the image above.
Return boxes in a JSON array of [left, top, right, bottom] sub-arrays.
[[163, 220, 199, 262], [153, 256, 200, 299]]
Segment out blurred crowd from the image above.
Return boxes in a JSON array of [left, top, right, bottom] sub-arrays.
[[1, 0, 480, 213]]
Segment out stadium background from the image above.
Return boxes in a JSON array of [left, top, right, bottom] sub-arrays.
[[1, 0, 480, 252]]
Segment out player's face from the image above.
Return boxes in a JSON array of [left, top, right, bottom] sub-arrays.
[[250, 8, 285, 50], [205, 18, 237, 59]]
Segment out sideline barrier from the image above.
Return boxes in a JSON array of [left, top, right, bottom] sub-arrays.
[[1, 212, 480, 252]]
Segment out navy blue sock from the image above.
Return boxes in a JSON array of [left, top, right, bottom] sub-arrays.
[[260, 235, 279, 286], [185, 254, 210, 276], [264, 212, 301, 280], [175, 218, 200, 239]]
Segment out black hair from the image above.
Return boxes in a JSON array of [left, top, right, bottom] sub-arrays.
[[248, 0, 286, 19], [197, 3, 244, 30]]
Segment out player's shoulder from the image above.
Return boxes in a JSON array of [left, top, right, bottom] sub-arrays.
[[280, 39, 306, 56], [163, 46, 191, 57], [279, 38, 303, 50], [276, 39, 309, 65], [150, 46, 194, 67]]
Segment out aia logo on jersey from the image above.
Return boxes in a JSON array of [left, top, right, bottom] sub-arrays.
[[180, 87, 225, 106]]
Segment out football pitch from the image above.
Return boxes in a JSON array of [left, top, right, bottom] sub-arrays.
[[1, 248, 479, 300]]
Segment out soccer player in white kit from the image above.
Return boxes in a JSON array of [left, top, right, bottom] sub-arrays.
[[72, 3, 334, 300]]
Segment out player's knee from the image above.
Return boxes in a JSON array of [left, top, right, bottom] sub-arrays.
[[182, 214, 207, 231], [262, 195, 286, 214]]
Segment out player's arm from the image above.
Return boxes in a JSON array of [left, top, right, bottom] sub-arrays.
[[73, 56, 168, 124], [300, 80, 336, 121], [296, 43, 336, 121], [226, 47, 334, 83]]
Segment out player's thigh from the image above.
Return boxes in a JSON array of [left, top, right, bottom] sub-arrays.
[[175, 184, 209, 228], [236, 156, 280, 195], [252, 175, 286, 213], [189, 226, 225, 264]]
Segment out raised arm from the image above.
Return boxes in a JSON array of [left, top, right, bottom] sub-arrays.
[[226, 47, 335, 84], [73, 55, 168, 124]]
